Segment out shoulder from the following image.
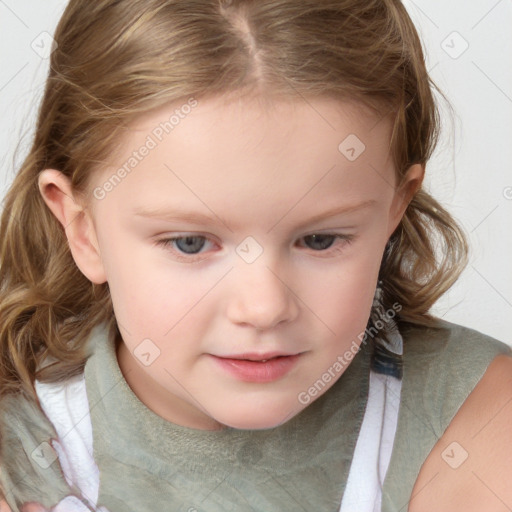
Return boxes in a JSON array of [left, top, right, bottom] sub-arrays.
[[400, 318, 511, 358], [409, 351, 512, 512], [0, 500, 11, 512], [400, 319, 511, 434]]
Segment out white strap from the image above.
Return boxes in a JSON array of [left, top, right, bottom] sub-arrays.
[[339, 370, 402, 512], [36, 369, 401, 512], [35, 374, 103, 511]]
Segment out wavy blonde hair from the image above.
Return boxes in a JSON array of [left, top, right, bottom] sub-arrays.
[[0, 0, 467, 403]]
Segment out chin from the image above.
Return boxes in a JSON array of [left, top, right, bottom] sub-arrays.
[[224, 417, 289, 430], [216, 404, 301, 430]]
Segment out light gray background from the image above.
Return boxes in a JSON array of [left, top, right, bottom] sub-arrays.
[[1, 1, 511, 344]]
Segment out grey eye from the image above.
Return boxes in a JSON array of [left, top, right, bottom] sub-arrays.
[[173, 236, 207, 254], [156, 236, 208, 255], [302, 234, 336, 251]]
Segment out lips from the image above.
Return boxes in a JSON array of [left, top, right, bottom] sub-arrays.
[[216, 352, 299, 362], [210, 352, 302, 382]]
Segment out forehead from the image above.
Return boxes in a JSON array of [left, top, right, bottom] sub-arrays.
[[107, 92, 391, 163], [126, 92, 387, 144], [88, 94, 395, 224]]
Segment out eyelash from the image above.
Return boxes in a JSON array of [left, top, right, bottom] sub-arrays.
[[154, 233, 355, 262]]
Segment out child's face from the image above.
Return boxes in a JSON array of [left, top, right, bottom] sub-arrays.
[[79, 94, 419, 430]]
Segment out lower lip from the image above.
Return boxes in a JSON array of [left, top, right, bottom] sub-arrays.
[[210, 354, 301, 382]]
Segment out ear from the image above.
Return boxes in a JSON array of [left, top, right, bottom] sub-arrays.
[[38, 169, 107, 284], [386, 163, 425, 238]]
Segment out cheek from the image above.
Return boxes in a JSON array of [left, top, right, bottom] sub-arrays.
[[109, 264, 208, 326], [320, 273, 375, 338], [104, 244, 218, 342], [300, 246, 382, 341]]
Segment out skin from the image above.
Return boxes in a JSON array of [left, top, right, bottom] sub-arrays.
[[37, 94, 421, 431], [0, 95, 506, 511], [408, 354, 512, 512]]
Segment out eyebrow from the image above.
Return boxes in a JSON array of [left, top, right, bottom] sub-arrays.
[[132, 199, 377, 231]]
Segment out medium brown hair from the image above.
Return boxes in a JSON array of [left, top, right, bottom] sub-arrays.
[[0, 0, 467, 402]]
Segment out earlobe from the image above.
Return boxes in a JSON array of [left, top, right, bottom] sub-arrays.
[[387, 163, 425, 237], [38, 169, 107, 284]]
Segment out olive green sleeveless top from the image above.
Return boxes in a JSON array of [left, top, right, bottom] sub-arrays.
[[381, 320, 511, 511], [84, 318, 371, 511], [0, 319, 510, 511]]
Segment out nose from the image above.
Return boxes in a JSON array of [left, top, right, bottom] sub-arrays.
[[226, 258, 299, 330]]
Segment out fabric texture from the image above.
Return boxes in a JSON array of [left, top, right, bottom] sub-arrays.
[[339, 371, 402, 512], [1, 318, 510, 512], [34, 373, 102, 510], [0, 389, 96, 511], [84, 321, 372, 512], [29, 359, 401, 512], [28, 332, 403, 512], [381, 320, 512, 512]]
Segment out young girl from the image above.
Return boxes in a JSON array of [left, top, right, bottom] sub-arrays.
[[1, 1, 511, 511]]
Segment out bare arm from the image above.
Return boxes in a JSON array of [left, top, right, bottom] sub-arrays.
[[0, 500, 11, 512], [409, 354, 512, 512]]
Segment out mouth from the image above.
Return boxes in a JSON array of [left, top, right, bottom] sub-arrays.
[[215, 352, 301, 362], [209, 352, 304, 382]]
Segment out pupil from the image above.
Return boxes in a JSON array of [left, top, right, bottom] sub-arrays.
[[176, 236, 205, 254], [174, 234, 336, 255], [305, 234, 335, 250]]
